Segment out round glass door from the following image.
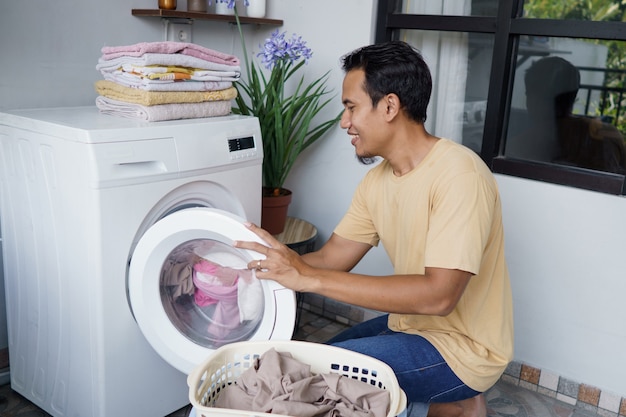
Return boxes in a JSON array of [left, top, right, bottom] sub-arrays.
[[161, 238, 264, 348], [128, 208, 295, 374]]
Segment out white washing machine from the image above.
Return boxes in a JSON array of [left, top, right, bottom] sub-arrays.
[[0, 107, 296, 417]]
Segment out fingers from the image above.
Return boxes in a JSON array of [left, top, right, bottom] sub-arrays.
[[234, 222, 280, 254], [247, 258, 263, 271], [246, 258, 269, 274], [235, 222, 288, 274], [243, 221, 281, 246], [235, 239, 269, 253]]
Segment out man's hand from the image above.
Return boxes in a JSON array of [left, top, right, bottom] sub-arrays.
[[234, 222, 313, 292]]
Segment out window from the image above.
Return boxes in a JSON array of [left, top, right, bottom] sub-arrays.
[[376, 0, 626, 195]]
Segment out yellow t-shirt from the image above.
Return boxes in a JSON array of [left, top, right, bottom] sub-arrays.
[[334, 138, 514, 392]]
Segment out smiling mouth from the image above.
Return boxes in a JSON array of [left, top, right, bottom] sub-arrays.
[[350, 133, 359, 145]]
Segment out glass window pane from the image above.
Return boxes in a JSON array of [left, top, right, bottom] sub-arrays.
[[401, 0, 498, 17], [522, 0, 625, 21], [505, 37, 626, 174], [464, 33, 495, 152], [399, 30, 494, 153]]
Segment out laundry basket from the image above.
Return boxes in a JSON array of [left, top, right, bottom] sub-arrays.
[[187, 340, 407, 417]]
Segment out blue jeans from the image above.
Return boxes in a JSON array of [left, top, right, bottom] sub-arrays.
[[327, 315, 480, 416]]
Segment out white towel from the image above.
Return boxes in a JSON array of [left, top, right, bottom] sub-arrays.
[[237, 272, 264, 322], [96, 53, 241, 74], [120, 63, 240, 81], [102, 71, 233, 91], [95, 96, 232, 122]]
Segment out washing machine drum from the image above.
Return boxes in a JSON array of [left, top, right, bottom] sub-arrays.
[[128, 208, 296, 374]]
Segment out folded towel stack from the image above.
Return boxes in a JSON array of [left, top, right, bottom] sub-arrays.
[[95, 41, 241, 122]]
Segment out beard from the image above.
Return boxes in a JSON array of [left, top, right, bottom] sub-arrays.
[[353, 137, 377, 164], [357, 155, 378, 165]]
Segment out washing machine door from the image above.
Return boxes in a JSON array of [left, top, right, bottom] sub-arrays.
[[128, 207, 296, 374]]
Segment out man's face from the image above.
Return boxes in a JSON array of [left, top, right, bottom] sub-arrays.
[[340, 69, 387, 161]]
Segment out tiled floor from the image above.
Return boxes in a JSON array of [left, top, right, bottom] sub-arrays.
[[0, 308, 617, 417]]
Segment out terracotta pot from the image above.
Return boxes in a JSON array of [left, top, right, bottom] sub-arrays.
[[261, 187, 292, 235]]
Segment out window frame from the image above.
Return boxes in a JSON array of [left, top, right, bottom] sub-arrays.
[[375, 0, 626, 195]]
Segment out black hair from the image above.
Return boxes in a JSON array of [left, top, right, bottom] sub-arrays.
[[341, 40, 432, 124]]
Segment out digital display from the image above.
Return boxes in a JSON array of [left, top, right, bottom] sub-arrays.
[[228, 136, 255, 152]]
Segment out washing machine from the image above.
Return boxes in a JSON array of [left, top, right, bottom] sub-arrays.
[[0, 106, 296, 417]]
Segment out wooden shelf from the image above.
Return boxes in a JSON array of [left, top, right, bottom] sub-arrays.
[[131, 9, 283, 26]]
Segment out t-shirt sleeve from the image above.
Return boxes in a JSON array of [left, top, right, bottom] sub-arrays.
[[333, 178, 380, 247], [425, 171, 496, 274]]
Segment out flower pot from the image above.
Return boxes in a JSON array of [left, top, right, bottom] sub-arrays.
[[246, 0, 266, 18], [187, 0, 207, 12], [261, 187, 292, 235], [214, 1, 235, 15], [158, 0, 177, 10]]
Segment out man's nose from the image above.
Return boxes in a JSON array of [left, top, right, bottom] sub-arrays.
[[340, 109, 350, 129]]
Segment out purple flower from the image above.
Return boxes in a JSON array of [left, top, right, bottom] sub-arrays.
[[209, 0, 249, 7], [257, 30, 313, 70]]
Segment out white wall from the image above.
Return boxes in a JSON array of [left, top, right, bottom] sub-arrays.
[[1, 0, 625, 399], [496, 174, 626, 396]]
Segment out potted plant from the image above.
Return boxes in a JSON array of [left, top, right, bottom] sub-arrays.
[[229, 6, 341, 234]]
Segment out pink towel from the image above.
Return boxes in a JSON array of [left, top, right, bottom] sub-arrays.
[[192, 273, 240, 340], [191, 257, 262, 323], [193, 259, 242, 340], [195, 259, 258, 285], [100, 41, 240, 66], [194, 259, 239, 287]]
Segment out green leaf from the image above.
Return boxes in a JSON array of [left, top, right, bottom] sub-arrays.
[[231, 9, 341, 190]]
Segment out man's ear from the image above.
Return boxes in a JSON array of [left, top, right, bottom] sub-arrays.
[[384, 93, 401, 120]]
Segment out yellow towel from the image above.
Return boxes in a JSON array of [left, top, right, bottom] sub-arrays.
[[94, 80, 237, 106]]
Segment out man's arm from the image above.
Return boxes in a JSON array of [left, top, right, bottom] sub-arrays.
[[235, 223, 472, 316], [301, 232, 372, 271]]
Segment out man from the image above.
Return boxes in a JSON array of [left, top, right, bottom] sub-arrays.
[[236, 40, 513, 417]]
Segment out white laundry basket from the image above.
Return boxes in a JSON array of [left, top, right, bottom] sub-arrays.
[[187, 340, 408, 417]]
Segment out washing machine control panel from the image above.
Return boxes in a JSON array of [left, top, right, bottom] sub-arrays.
[[228, 135, 258, 160]]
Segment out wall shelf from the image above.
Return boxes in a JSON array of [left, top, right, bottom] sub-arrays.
[[131, 9, 283, 26]]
